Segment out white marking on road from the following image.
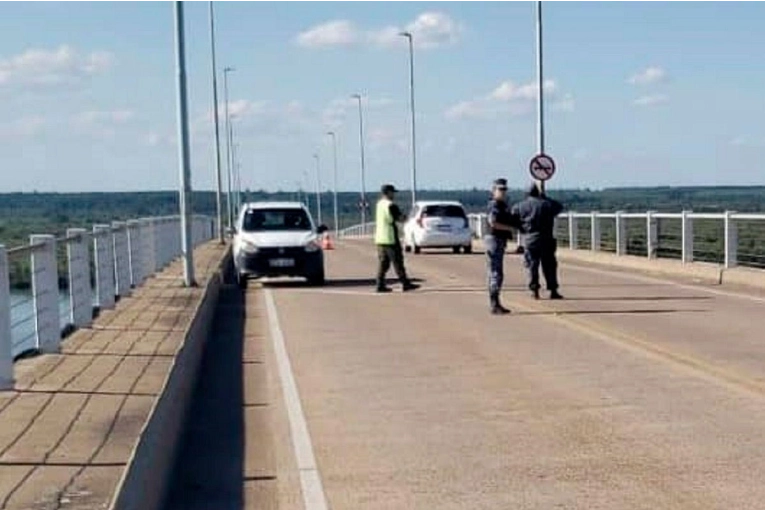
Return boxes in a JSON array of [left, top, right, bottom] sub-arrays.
[[265, 289, 329, 510], [564, 263, 765, 304]]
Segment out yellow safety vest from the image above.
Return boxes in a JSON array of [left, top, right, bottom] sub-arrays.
[[375, 198, 396, 245]]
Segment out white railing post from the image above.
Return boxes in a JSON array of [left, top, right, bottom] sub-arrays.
[[568, 212, 578, 250], [681, 210, 694, 264], [67, 229, 92, 328], [30, 235, 59, 353], [615, 211, 626, 256], [0, 245, 14, 389], [724, 211, 738, 269], [113, 222, 131, 298], [93, 225, 116, 310], [647, 211, 658, 259], [152, 218, 162, 271], [590, 212, 601, 251], [127, 220, 143, 286], [140, 218, 156, 278]]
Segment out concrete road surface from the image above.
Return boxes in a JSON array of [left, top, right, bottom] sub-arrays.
[[167, 240, 765, 510]]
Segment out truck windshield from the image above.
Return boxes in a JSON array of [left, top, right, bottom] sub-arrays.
[[242, 208, 312, 232]]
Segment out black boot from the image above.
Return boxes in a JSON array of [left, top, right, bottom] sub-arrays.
[[550, 290, 564, 300], [490, 294, 510, 315]]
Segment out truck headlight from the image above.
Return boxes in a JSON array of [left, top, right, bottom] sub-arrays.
[[241, 240, 259, 254], [305, 239, 321, 252]]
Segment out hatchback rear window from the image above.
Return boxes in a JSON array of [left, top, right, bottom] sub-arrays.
[[242, 208, 312, 232], [422, 205, 466, 218]]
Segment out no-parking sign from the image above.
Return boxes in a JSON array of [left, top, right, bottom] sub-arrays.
[[529, 153, 556, 181]]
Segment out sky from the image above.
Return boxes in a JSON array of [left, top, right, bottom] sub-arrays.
[[0, 1, 764, 193]]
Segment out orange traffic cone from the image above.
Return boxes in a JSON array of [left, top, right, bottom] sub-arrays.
[[322, 233, 335, 250]]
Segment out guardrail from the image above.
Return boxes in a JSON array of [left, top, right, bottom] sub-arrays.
[[339, 222, 376, 239], [0, 214, 216, 389], [466, 211, 765, 270]]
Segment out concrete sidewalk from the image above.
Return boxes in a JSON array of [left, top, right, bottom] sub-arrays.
[[0, 242, 226, 510]]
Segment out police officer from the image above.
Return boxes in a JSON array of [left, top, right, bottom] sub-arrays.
[[374, 184, 419, 293], [485, 178, 517, 315], [512, 183, 564, 300]]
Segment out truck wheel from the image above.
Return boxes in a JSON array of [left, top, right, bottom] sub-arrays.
[[307, 268, 326, 286]]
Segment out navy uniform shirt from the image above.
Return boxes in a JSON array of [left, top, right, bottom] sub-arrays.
[[511, 196, 563, 248], [487, 199, 512, 240]]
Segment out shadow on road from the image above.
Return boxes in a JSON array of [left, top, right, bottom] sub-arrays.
[[514, 308, 708, 317], [263, 277, 426, 289], [164, 284, 246, 510]]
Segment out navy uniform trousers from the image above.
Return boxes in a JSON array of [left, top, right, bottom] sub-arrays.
[[484, 235, 507, 300], [523, 238, 559, 291]]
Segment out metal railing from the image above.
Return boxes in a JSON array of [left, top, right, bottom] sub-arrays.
[[0, 214, 216, 389], [339, 222, 376, 239], [465, 211, 765, 270]]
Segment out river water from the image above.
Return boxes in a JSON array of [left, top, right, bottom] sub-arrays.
[[9, 290, 71, 357]]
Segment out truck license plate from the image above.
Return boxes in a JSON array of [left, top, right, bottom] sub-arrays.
[[269, 258, 295, 268]]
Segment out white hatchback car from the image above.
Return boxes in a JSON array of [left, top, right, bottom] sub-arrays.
[[403, 201, 473, 254], [232, 202, 328, 288]]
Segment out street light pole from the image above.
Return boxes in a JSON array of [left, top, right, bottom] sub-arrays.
[[351, 93, 367, 233], [208, 1, 224, 243], [173, 1, 195, 287], [535, 0, 546, 193], [223, 66, 235, 227], [326, 131, 339, 234], [313, 153, 322, 225], [399, 31, 418, 208]]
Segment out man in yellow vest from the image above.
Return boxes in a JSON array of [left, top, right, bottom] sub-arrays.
[[375, 184, 419, 293]]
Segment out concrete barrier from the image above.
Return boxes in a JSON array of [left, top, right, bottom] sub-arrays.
[[110, 249, 232, 510], [555, 248, 724, 285]]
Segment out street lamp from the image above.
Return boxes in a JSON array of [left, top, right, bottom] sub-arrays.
[[351, 93, 367, 233], [208, 1, 224, 243], [313, 153, 323, 225], [535, 0, 546, 192], [173, 1, 195, 286], [326, 131, 339, 234], [223, 66, 235, 227], [399, 31, 418, 208]]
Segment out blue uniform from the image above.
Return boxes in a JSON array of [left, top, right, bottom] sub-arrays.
[[512, 195, 563, 292], [485, 199, 511, 302]]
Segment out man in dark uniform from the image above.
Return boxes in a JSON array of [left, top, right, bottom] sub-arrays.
[[512, 183, 564, 300], [485, 178, 517, 315], [374, 184, 419, 293]]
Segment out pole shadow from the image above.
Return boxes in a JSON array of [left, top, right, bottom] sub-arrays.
[[163, 283, 246, 510]]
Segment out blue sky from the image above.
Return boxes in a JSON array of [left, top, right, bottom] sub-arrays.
[[0, 1, 763, 193]]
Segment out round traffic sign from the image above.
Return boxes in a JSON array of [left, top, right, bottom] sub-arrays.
[[529, 153, 556, 181]]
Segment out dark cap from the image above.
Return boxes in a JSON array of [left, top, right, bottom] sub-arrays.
[[492, 178, 508, 190], [381, 184, 398, 194]]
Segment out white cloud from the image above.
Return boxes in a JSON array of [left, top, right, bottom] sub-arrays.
[[72, 110, 134, 126], [445, 79, 573, 120], [0, 45, 113, 86], [490, 80, 556, 101], [628, 66, 667, 86], [633, 94, 668, 106], [295, 20, 359, 48], [296, 12, 462, 50], [321, 96, 395, 129], [730, 136, 765, 148], [0, 116, 48, 139]]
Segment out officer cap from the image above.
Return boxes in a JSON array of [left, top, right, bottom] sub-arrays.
[[492, 178, 508, 190], [381, 183, 398, 194]]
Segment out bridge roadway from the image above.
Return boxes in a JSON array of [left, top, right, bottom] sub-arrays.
[[167, 240, 765, 510]]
